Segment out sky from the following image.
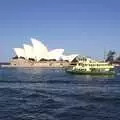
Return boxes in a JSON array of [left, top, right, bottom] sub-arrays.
[[0, 0, 120, 62]]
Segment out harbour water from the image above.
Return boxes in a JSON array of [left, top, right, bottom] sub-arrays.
[[0, 68, 120, 120]]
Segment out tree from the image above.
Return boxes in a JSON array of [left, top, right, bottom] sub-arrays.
[[116, 55, 120, 61], [105, 50, 116, 62], [39, 58, 48, 61], [12, 56, 18, 59], [29, 58, 35, 61]]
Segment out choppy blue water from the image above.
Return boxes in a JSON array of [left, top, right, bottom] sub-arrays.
[[0, 68, 120, 120]]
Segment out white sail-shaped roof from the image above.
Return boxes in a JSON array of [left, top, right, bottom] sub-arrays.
[[23, 44, 34, 59], [48, 49, 64, 60], [31, 38, 48, 61], [62, 54, 78, 62], [13, 38, 79, 62], [14, 48, 26, 58]]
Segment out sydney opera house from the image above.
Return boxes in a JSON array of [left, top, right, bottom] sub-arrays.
[[11, 38, 78, 67]]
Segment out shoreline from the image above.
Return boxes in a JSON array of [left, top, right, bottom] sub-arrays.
[[1, 58, 71, 68], [1, 65, 66, 69]]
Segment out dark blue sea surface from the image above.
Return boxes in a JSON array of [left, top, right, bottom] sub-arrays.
[[0, 68, 120, 120]]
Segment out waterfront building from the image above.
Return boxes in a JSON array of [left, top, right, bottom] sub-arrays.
[[14, 38, 78, 62]]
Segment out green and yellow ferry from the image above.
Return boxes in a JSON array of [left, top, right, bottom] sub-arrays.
[[66, 57, 116, 75]]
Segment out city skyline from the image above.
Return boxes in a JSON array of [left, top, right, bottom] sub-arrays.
[[0, 0, 120, 61]]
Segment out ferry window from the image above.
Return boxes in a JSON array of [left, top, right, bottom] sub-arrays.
[[82, 65, 84, 67]]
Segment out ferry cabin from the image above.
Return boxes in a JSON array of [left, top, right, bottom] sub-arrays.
[[73, 57, 114, 72]]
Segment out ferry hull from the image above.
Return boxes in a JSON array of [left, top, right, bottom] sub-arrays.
[[66, 69, 116, 75]]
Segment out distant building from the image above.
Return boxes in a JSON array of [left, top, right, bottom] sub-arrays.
[[13, 38, 78, 62]]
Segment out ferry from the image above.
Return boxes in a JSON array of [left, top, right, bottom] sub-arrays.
[[66, 57, 116, 75]]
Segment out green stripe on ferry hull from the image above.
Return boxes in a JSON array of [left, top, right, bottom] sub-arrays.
[[66, 70, 115, 75]]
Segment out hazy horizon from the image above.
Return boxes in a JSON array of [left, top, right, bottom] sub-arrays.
[[0, 0, 120, 62]]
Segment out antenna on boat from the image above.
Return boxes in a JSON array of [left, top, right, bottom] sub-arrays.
[[104, 48, 106, 62]]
